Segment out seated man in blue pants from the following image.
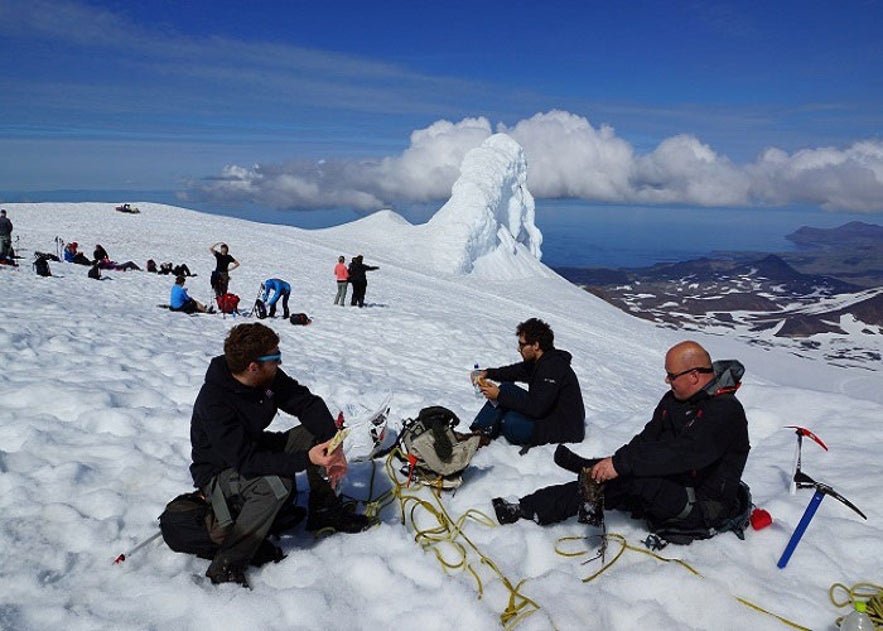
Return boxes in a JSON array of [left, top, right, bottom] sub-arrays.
[[261, 278, 291, 318], [470, 318, 585, 447]]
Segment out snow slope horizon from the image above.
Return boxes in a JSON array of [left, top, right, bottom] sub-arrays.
[[1, 196, 881, 630]]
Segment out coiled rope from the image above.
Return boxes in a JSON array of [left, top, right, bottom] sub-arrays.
[[383, 449, 540, 629], [829, 582, 883, 629]]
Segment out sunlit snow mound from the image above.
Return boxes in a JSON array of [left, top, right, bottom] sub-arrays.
[[319, 133, 550, 281], [423, 133, 545, 278]]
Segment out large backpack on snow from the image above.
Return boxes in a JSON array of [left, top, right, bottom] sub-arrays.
[[216, 293, 240, 314], [158, 491, 226, 559], [33, 255, 51, 277], [645, 481, 753, 547], [158, 491, 289, 565], [396, 406, 481, 488]]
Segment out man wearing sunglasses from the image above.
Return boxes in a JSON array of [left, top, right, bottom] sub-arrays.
[[189, 323, 372, 587], [493, 341, 750, 543], [470, 318, 585, 447]]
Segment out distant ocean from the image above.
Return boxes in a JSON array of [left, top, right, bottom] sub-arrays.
[[5, 190, 879, 269]]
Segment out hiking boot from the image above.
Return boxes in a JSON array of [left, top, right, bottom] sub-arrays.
[[554, 444, 600, 474], [283, 307, 290, 319], [206, 561, 250, 589], [492, 497, 523, 525], [577, 468, 605, 528], [306, 504, 373, 534], [268, 305, 276, 318]]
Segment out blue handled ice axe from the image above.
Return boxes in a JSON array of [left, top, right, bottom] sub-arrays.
[[777, 471, 867, 569]]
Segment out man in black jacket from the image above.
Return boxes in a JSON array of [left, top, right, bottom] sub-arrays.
[[493, 341, 750, 537], [190, 323, 371, 587], [470, 318, 585, 446]]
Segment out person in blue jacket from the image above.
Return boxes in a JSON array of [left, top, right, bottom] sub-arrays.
[[170, 275, 211, 314], [261, 278, 291, 318]]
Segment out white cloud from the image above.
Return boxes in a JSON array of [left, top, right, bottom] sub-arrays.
[[190, 111, 883, 213]]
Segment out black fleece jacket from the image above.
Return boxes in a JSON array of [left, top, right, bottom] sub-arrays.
[[612, 363, 750, 508], [485, 348, 586, 445], [189, 355, 337, 489]]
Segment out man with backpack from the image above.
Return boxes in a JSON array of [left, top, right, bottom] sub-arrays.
[[470, 318, 585, 447], [492, 341, 751, 545], [189, 323, 372, 587]]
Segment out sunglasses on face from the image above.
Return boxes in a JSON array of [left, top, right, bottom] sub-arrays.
[[255, 352, 282, 364], [666, 366, 713, 381]]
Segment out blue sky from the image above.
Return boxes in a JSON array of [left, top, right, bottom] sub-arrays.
[[2, 0, 882, 216]]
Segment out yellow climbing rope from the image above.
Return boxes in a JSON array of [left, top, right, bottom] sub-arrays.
[[384, 449, 541, 629], [830, 582, 883, 629], [557, 533, 815, 630]]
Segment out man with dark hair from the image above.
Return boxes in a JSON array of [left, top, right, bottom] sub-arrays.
[[492, 341, 750, 543], [470, 317, 585, 447], [190, 323, 372, 587]]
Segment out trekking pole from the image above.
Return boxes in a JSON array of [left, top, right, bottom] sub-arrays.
[[777, 471, 866, 569], [785, 426, 828, 495], [113, 530, 162, 564]]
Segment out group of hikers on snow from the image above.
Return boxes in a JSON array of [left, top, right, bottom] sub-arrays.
[[181, 317, 750, 588]]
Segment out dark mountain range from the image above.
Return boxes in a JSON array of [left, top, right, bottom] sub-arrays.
[[553, 221, 883, 369], [787, 221, 883, 248]]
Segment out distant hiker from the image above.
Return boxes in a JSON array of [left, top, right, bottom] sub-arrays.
[[170, 275, 212, 314], [493, 341, 751, 545], [333, 255, 349, 306], [158, 261, 193, 276], [261, 278, 291, 319], [210, 242, 239, 296], [470, 318, 585, 447], [93, 245, 141, 271], [93, 244, 109, 263], [189, 323, 373, 587], [63, 242, 92, 266], [0, 209, 13, 261], [347, 255, 378, 307]]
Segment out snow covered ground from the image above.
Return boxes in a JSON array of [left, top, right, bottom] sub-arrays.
[[1, 141, 880, 630]]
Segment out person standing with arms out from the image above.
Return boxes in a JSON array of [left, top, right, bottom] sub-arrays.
[[0, 209, 12, 261], [190, 323, 373, 587], [347, 255, 379, 308], [209, 242, 239, 296], [333, 256, 349, 306]]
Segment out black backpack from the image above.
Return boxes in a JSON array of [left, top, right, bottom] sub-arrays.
[[88, 264, 101, 280], [254, 300, 267, 319], [33, 255, 51, 277], [645, 482, 753, 547], [158, 492, 226, 560]]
